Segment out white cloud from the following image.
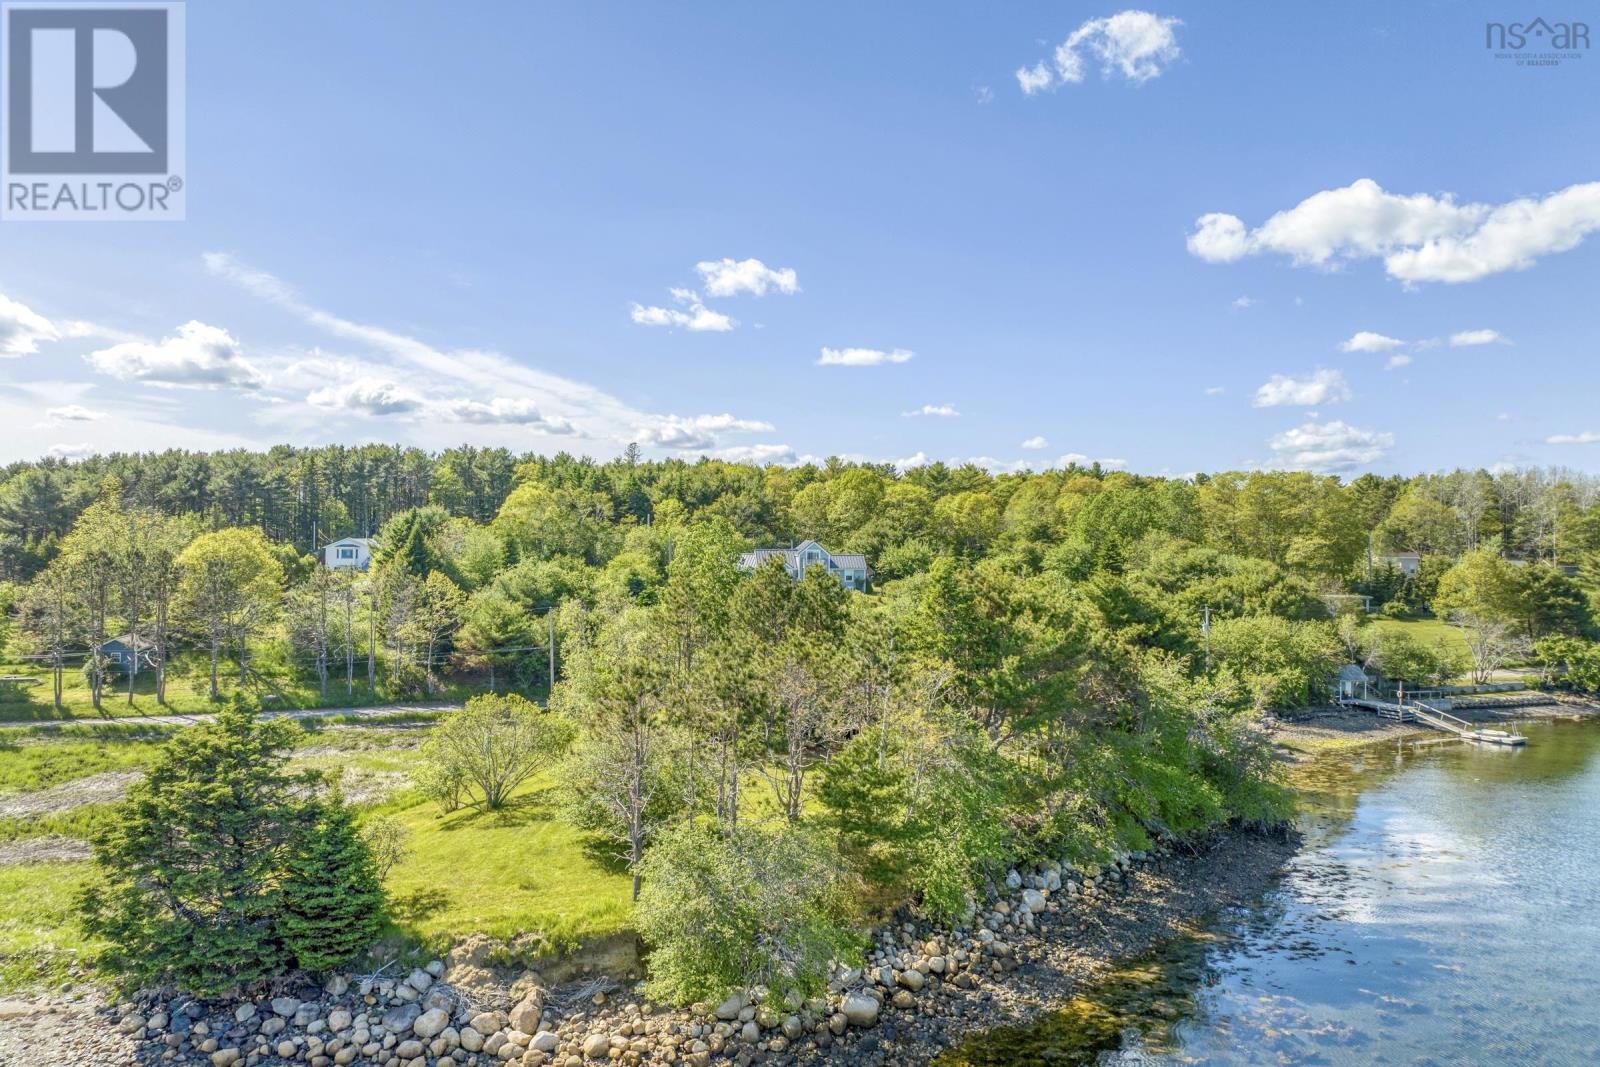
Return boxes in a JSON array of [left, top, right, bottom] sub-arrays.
[[818, 346, 914, 366], [1189, 178, 1600, 283], [87, 321, 265, 390], [1231, 295, 1255, 309], [307, 377, 426, 417], [45, 442, 93, 461], [1546, 431, 1600, 445], [894, 452, 931, 471], [1021, 435, 1048, 449], [46, 404, 104, 422], [713, 443, 797, 465], [1058, 452, 1128, 469], [1253, 369, 1352, 408], [629, 295, 734, 332], [1268, 419, 1393, 472], [1385, 354, 1412, 371], [1341, 330, 1405, 353], [904, 403, 959, 418], [309, 379, 576, 434], [694, 258, 799, 298], [1449, 328, 1506, 347], [1204, 386, 1225, 396], [0, 294, 61, 356], [634, 413, 775, 451], [437, 397, 575, 432], [1016, 62, 1054, 94], [1019, 10, 1182, 94]]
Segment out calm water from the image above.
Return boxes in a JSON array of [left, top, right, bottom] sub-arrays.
[[944, 718, 1600, 1066]]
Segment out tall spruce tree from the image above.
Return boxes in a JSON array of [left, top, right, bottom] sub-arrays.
[[80, 700, 307, 996], [278, 797, 388, 973]]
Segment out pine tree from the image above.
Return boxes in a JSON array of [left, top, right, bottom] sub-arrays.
[[277, 797, 389, 973]]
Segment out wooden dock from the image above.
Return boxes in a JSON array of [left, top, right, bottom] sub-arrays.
[[1337, 695, 1528, 746]]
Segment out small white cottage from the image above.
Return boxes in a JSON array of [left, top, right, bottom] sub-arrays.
[[322, 537, 375, 571]]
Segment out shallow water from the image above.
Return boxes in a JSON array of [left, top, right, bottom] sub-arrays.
[[942, 718, 1600, 1066]]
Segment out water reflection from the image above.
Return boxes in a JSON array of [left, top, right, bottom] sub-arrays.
[[940, 719, 1600, 1066]]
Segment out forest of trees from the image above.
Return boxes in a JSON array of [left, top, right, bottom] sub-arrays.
[[4, 447, 1600, 715], [10, 444, 1600, 999]]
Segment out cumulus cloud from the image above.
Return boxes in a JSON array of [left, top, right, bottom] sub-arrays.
[[46, 404, 104, 422], [1268, 419, 1393, 472], [87, 321, 265, 390], [438, 397, 576, 432], [45, 442, 93, 461], [1058, 452, 1128, 469], [309, 378, 577, 433], [904, 403, 959, 417], [630, 292, 734, 332], [1018, 10, 1182, 94], [1546, 430, 1600, 445], [1449, 328, 1506, 347], [1385, 354, 1412, 371], [713, 443, 797, 465], [1341, 330, 1405, 353], [1021, 435, 1048, 449], [1231, 295, 1255, 309], [1253, 369, 1352, 408], [694, 258, 799, 298], [1204, 386, 1225, 396], [818, 346, 914, 367], [1188, 178, 1600, 283], [634, 413, 775, 451], [307, 377, 426, 417]]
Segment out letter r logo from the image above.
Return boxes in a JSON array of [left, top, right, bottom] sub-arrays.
[[5, 6, 169, 173]]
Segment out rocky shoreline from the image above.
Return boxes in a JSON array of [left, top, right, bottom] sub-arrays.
[[0, 826, 1297, 1067]]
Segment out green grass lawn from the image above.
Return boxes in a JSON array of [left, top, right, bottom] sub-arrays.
[[1367, 616, 1471, 658], [374, 774, 635, 956], [0, 861, 102, 994]]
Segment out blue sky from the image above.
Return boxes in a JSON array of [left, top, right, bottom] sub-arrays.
[[3, 1, 1598, 475]]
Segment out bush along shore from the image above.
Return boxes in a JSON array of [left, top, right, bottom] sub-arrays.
[[8, 825, 1295, 1067]]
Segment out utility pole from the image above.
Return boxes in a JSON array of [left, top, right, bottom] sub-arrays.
[[548, 611, 557, 688], [1201, 605, 1212, 671]]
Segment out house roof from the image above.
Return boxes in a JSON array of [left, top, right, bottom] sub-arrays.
[[738, 542, 869, 572], [1336, 663, 1370, 682], [324, 537, 375, 550], [1376, 551, 1421, 560], [105, 633, 151, 650]]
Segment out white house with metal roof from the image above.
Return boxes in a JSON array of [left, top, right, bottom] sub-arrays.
[[737, 540, 870, 590]]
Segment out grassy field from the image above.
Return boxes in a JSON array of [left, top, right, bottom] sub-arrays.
[[0, 715, 633, 993], [0, 654, 524, 724], [0, 861, 102, 993], [1366, 616, 1472, 658]]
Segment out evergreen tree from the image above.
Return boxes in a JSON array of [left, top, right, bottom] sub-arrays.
[[278, 797, 389, 973], [80, 700, 307, 996]]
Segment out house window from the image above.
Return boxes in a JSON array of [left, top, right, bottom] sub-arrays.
[[338, 547, 355, 559]]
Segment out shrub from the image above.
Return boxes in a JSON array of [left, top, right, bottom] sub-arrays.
[[279, 798, 388, 974], [415, 693, 573, 812], [634, 822, 861, 1004]]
